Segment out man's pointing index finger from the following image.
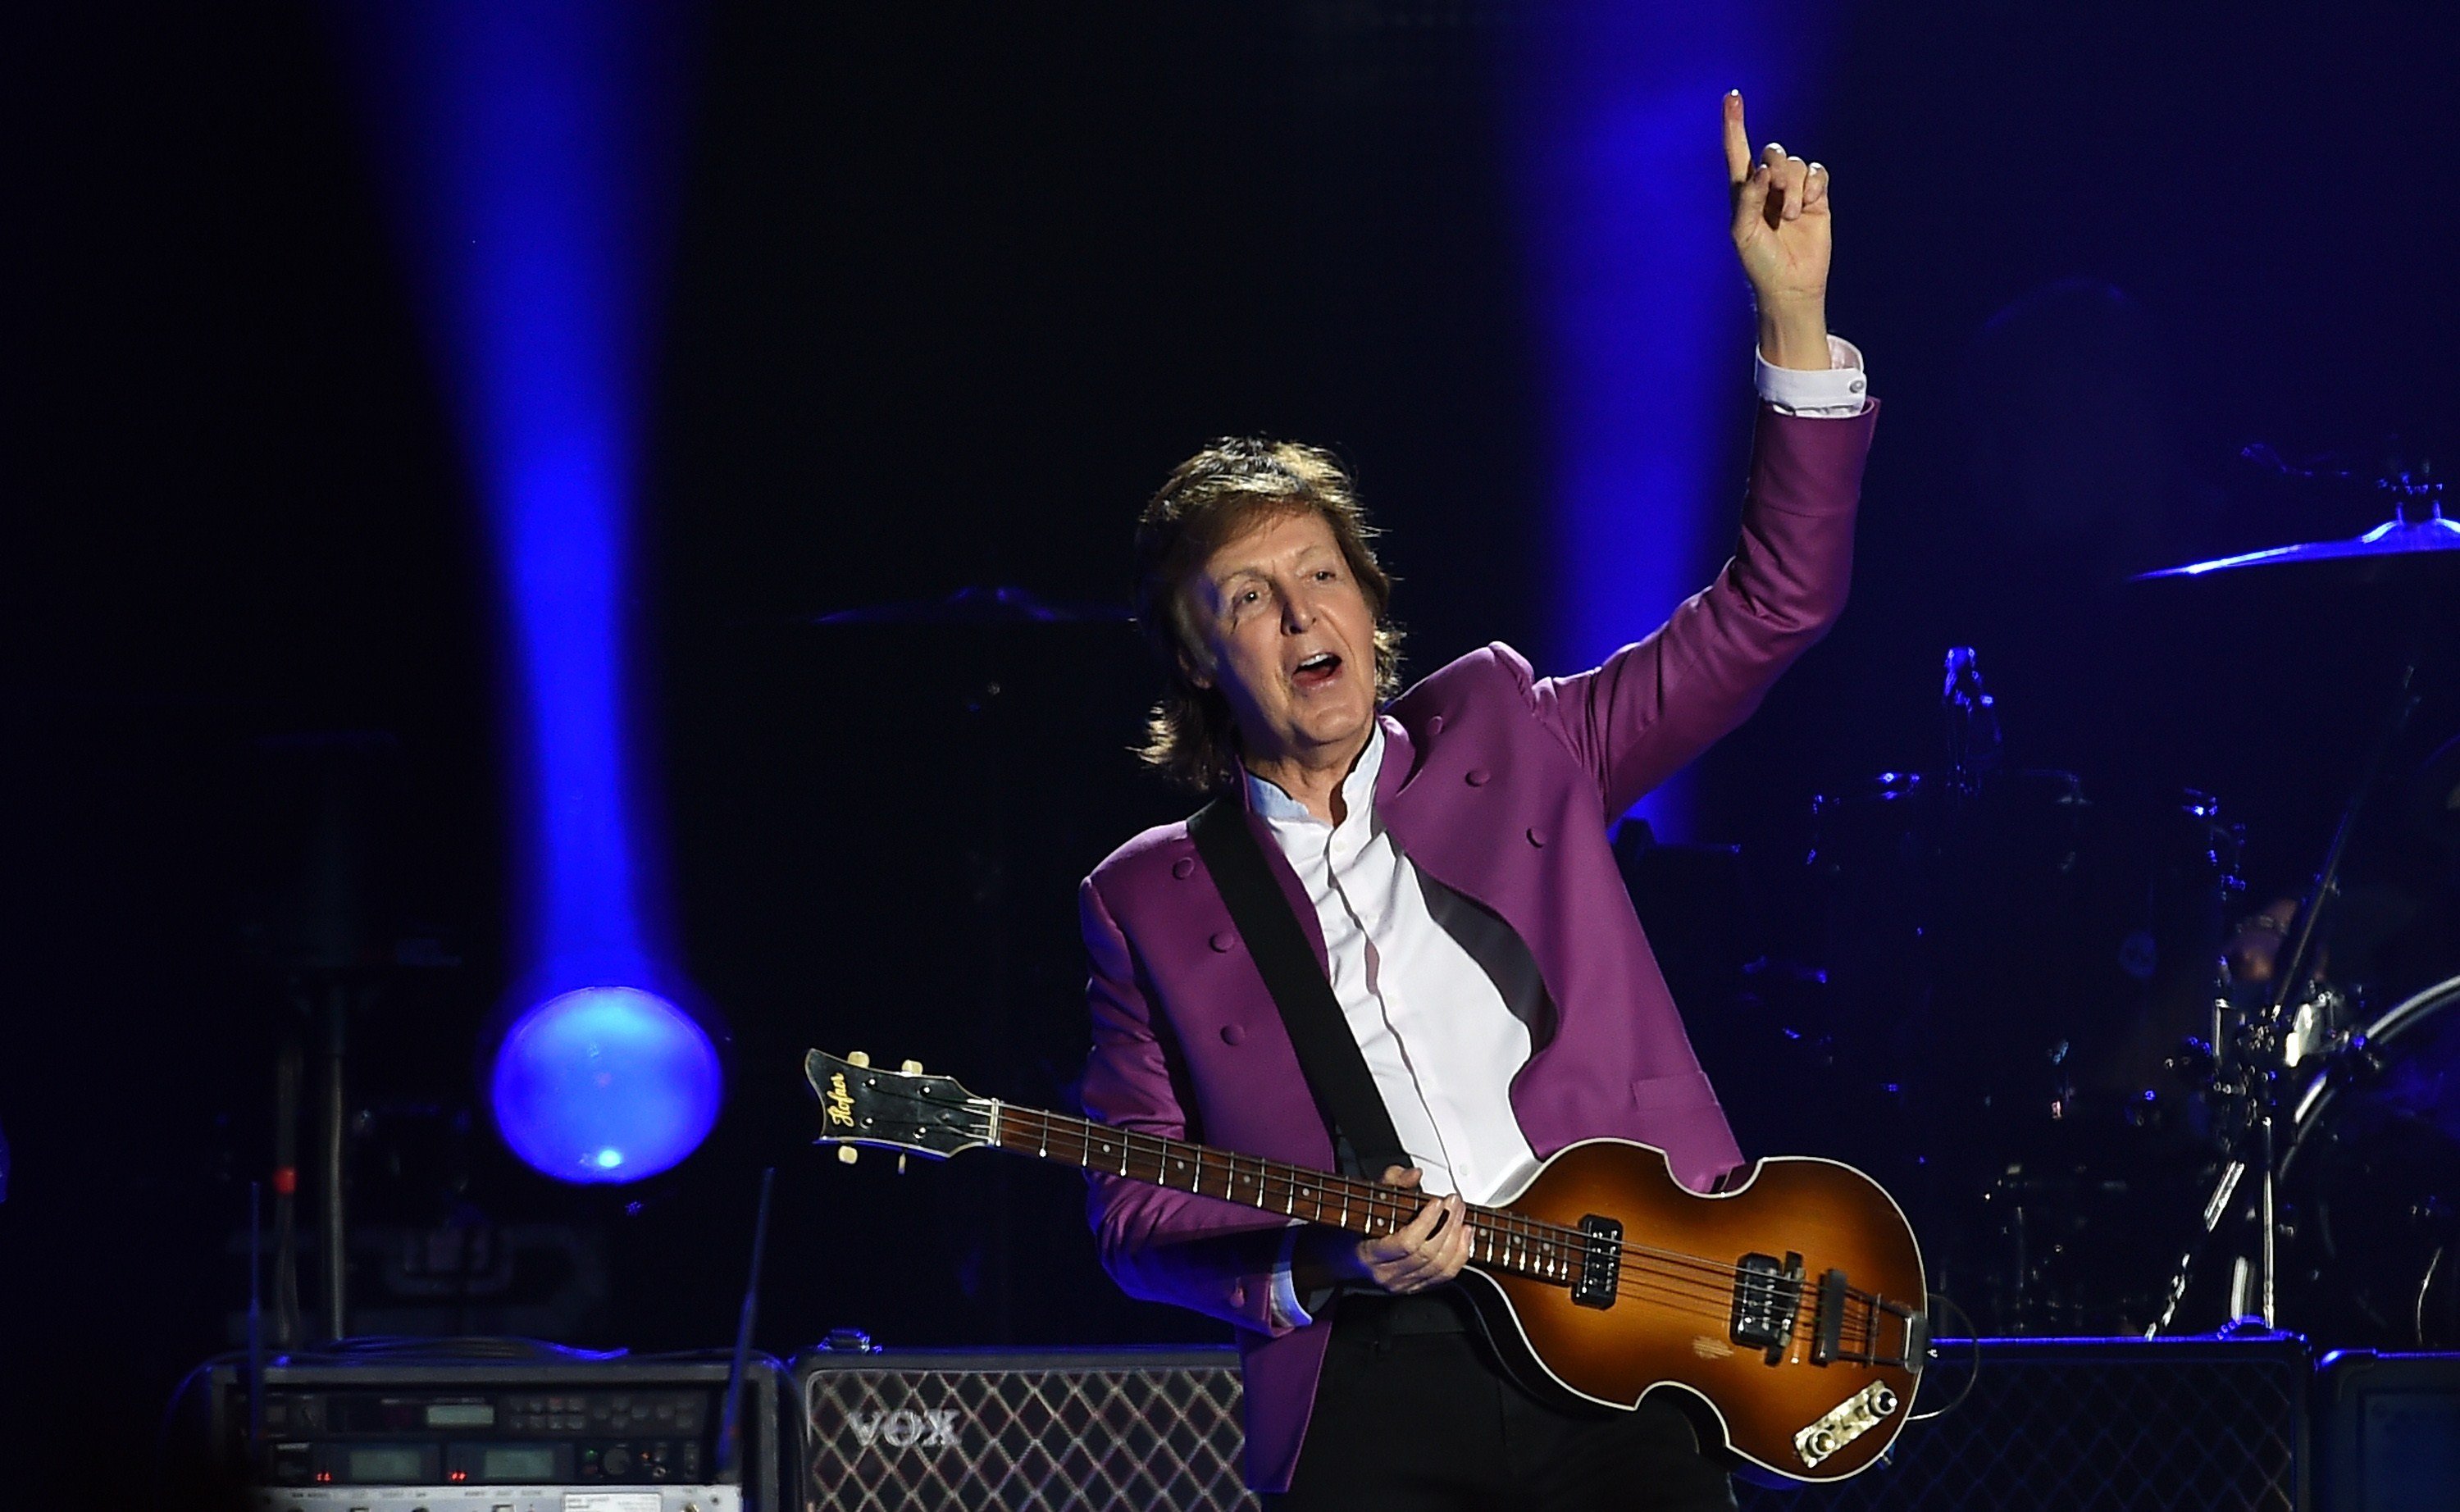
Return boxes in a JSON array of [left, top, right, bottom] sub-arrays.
[[1723, 89, 1753, 186]]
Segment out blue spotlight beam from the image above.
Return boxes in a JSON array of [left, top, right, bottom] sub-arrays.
[[339, 1, 717, 1181], [1510, 3, 1834, 838]]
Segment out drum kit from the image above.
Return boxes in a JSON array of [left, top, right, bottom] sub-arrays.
[[1797, 467, 2460, 1346]]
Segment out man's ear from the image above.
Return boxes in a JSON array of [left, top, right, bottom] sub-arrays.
[[1171, 600, 1216, 690], [1178, 647, 1215, 692]]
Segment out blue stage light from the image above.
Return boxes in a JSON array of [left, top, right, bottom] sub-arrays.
[[1506, 3, 1831, 838], [335, 1, 716, 1182], [491, 986, 722, 1183]]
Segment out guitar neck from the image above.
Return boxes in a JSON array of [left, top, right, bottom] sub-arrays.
[[988, 1102, 1586, 1286]]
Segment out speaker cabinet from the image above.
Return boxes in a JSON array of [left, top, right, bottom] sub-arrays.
[[2316, 1350, 2460, 1512], [1736, 1335, 2309, 1511], [795, 1346, 1255, 1511]]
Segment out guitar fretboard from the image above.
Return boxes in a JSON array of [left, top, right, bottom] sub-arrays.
[[991, 1103, 1586, 1284]]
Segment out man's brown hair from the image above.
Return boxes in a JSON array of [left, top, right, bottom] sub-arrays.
[[1132, 437, 1404, 791]]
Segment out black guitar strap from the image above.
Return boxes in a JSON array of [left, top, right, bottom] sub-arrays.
[[1187, 795, 1411, 1182]]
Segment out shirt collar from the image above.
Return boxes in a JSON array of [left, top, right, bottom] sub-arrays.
[[1245, 724, 1384, 828]]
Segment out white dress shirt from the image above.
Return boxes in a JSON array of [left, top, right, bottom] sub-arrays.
[[1249, 725, 1545, 1208], [1262, 340, 1869, 1323]]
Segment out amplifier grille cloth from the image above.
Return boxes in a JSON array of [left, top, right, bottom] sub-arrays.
[[803, 1361, 1257, 1511], [1738, 1343, 2304, 1511], [804, 1341, 2303, 1511]]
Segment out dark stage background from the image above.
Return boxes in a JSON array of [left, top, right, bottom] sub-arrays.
[[5, 0, 2458, 1489]]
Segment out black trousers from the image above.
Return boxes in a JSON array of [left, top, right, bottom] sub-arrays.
[[1264, 1293, 1738, 1512]]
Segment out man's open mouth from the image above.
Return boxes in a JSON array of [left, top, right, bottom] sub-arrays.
[[1293, 652, 1342, 689]]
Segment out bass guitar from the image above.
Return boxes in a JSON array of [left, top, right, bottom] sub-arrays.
[[804, 1048, 1926, 1484]]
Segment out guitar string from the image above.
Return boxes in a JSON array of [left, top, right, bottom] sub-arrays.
[[997, 1107, 1884, 1322], [992, 1106, 1901, 1313], [987, 1106, 1900, 1342], [974, 1109, 1887, 1351]]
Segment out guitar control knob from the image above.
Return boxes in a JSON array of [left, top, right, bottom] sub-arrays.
[[836, 1146, 859, 1165], [900, 1059, 924, 1074]]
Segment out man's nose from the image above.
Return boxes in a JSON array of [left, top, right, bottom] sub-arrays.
[[1280, 587, 1314, 631]]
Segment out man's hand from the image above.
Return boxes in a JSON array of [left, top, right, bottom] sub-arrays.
[[1724, 90, 1831, 371], [1292, 1165, 1474, 1297]]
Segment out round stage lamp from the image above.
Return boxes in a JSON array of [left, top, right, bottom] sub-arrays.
[[490, 985, 722, 1182]]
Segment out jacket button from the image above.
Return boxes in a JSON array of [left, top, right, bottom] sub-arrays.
[[1465, 768, 1490, 786], [1527, 827, 1547, 847], [1428, 714, 1445, 736], [1219, 1024, 1246, 1046], [1172, 857, 1196, 880], [1210, 931, 1235, 953]]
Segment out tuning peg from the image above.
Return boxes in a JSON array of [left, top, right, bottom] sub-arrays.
[[900, 1059, 923, 1074], [836, 1145, 859, 1165], [846, 1050, 871, 1068]]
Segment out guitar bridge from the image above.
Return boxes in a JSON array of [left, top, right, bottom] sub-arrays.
[[1571, 1214, 1624, 1309], [1730, 1250, 1805, 1364], [1810, 1270, 1924, 1370]]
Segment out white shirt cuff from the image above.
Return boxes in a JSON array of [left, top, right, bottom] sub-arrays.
[[1269, 1225, 1317, 1329], [1755, 334, 1869, 417]]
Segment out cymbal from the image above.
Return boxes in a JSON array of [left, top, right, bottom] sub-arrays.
[[2136, 506, 2460, 581], [803, 585, 1132, 626]]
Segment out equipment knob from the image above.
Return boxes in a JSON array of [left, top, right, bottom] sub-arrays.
[[836, 1145, 859, 1165], [604, 1446, 632, 1475], [900, 1059, 923, 1074], [1874, 1387, 1899, 1415], [1810, 1430, 1836, 1456], [846, 1050, 871, 1068]]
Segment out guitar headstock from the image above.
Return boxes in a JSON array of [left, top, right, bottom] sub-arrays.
[[803, 1050, 995, 1165]]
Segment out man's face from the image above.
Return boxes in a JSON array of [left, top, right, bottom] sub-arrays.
[[1183, 508, 1378, 774]]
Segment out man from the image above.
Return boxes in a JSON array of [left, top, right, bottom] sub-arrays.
[[1078, 93, 1875, 1509]]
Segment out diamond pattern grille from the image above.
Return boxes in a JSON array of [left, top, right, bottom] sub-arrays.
[[800, 1353, 1258, 1511], [1738, 1341, 2306, 1512], [802, 1341, 2303, 1511]]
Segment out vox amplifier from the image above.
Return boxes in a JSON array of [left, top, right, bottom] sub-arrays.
[[794, 1344, 1254, 1511]]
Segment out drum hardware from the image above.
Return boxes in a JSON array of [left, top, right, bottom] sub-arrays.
[[1802, 455, 2460, 1344], [2275, 972, 2460, 1346], [2134, 449, 2460, 1337], [1806, 647, 2246, 1336], [2148, 649, 2423, 1336]]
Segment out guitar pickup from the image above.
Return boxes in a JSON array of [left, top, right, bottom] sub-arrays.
[[1811, 1268, 1847, 1365], [1571, 1214, 1624, 1309], [1730, 1250, 1805, 1364]]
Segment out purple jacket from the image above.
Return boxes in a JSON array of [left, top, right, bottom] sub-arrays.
[[1077, 405, 1876, 1492]]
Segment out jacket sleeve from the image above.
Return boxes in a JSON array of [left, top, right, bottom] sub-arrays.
[[1524, 403, 1875, 816], [1077, 873, 1302, 1337]]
